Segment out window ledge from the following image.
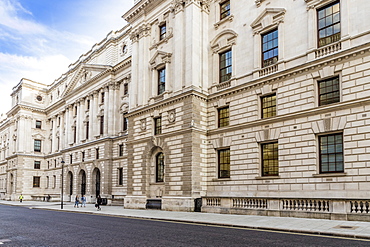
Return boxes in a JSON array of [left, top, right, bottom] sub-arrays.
[[214, 14, 234, 30], [255, 176, 280, 180], [313, 172, 346, 177], [212, 178, 231, 182], [149, 33, 173, 50], [150, 182, 165, 185]]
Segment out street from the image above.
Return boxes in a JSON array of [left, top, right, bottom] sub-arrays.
[[0, 204, 369, 246]]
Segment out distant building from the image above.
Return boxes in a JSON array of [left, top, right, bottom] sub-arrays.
[[1, 0, 370, 221]]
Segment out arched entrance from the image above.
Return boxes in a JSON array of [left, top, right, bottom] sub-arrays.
[[79, 170, 86, 196], [67, 171, 73, 197], [147, 147, 165, 200], [92, 168, 101, 197]]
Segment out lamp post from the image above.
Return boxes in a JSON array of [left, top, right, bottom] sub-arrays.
[[61, 160, 65, 209]]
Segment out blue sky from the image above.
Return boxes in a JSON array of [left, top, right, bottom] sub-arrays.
[[0, 0, 133, 115]]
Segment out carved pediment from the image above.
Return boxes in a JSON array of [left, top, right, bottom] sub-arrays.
[[149, 51, 172, 69], [305, 0, 335, 9], [32, 133, 45, 140], [210, 29, 238, 53], [251, 8, 286, 34], [63, 64, 111, 97]]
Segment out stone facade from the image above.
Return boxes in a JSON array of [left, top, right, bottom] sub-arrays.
[[1, 0, 370, 220]]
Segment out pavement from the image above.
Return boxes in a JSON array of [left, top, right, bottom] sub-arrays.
[[1, 200, 370, 240]]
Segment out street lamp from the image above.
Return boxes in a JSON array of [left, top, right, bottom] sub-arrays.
[[61, 160, 65, 209]]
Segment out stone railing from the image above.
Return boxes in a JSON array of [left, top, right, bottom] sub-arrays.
[[315, 42, 342, 58], [350, 200, 370, 214], [206, 197, 221, 207], [232, 198, 267, 209], [202, 197, 370, 221], [282, 199, 330, 212], [259, 64, 278, 77], [216, 80, 231, 91]]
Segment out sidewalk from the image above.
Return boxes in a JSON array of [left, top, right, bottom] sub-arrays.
[[1, 200, 370, 240]]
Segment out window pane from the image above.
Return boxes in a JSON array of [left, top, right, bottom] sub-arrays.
[[317, 2, 341, 47], [158, 68, 166, 95], [219, 50, 232, 83], [262, 29, 278, 67], [320, 133, 344, 173], [333, 3, 340, 13], [262, 142, 278, 176], [154, 117, 162, 135], [156, 153, 164, 182], [261, 94, 276, 118], [319, 77, 340, 106], [218, 149, 230, 178], [220, 1, 230, 19], [218, 107, 229, 127]]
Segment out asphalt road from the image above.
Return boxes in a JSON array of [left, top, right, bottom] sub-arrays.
[[0, 204, 369, 247]]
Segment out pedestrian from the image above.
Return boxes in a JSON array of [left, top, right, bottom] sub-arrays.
[[81, 195, 86, 207], [95, 195, 102, 211], [74, 195, 79, 208], [19, 194, 23, 203], [47, 194, 51, 202]]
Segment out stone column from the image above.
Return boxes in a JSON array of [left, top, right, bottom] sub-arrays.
[[277, 21, 285, 71], [65, 106, 70, 146], [113, 82, 120, 135], [51, 117, 56, 152], [307, 6, 316, 61], [108, 84, 115, 136], [130, 37, 139, 108], [93, 91, 99, 137], [75, 102, 80, 144], [88, 95, 93, 141], [151, 68, 157, 97], [253, 32, 261, 71], [79, 100, 85, 142], [60, 111, 65, 150], [68, 105, 74, 145], [103, 87, 109, 136], [165, 62, 171, 92], [340, 0, 350, 49]]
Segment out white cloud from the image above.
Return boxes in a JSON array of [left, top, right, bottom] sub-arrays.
[[0, 0, 46, 34], [0, 53, 71, 114], [0, 0, 133, 115]]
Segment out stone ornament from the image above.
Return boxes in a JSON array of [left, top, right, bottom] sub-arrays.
[[35, 95, 44, 104], [140, 118, 146, 130], [168, 110, 176, 123]]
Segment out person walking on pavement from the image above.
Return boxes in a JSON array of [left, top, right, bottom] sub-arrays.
[[81, 195, 86, 207], [19, 194, 23, 203], [74, 195, 80, 208], [96, 195, 102, 211]]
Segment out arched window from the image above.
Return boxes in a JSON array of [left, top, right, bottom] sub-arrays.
[[156, 152, 164, 182]]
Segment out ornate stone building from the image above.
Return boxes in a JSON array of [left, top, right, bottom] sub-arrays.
[[1, 0, 370, 221]]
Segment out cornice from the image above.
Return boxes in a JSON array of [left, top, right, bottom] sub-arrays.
[[126, 90, 208, 118], [126, 125, 207, 145], [123, 0, 162, 23], [6, 104, 46, 116], [61, 137, 114, 153], [207, 42, 370, 103]]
